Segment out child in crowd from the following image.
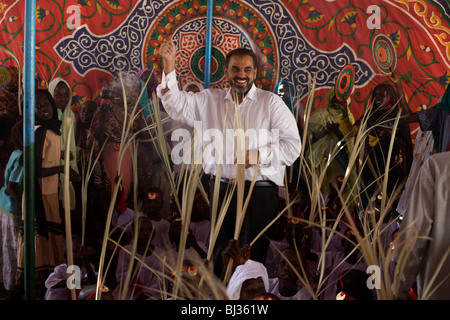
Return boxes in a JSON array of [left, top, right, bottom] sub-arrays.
[[335, 269, 374, 300], [167, 217, 208, 269], [75, 100, 97, 159], [44, 235, 97, 300], [169, 259, 211, 300], [321, 229, 370, 300], [114, 216, 166, 300], [268, 246, 312, 300], [143, 187, 171, 251], [111, 187, 171, 251], [0, 126, 23, 299], [189, 191, 211, 251], [49, 78, 79, 212], [226, 258, 270, 300], [222, 239, 271, 300]]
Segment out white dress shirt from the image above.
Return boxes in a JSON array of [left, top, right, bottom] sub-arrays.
[[157, 70, 301, 186]]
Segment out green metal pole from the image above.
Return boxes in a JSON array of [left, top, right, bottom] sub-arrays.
[[23, 0, 36, 300]]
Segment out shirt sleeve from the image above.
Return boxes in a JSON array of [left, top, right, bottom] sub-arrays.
[[7, 150, 23, 184], [392, 156, 435, 298], [261, 96, 302, 169], [157, 70, 178, 94], [156, 70, 199, 127]]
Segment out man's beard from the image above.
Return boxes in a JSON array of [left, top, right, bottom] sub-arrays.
[[229, 77, 253, 96]]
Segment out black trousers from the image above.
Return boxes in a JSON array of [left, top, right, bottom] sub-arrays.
[[210, 179, 278, 277]]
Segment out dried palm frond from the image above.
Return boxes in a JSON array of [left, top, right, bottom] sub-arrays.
[[95, 72, 148, 299], [289, 77, 427, 301], [62, 116, 76, 300]]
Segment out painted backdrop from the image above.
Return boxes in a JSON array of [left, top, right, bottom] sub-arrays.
[[1, 0, 449, 127]]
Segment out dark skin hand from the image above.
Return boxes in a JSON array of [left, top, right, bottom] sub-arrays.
[[220, 239, 251, 281], [311, 97, 348, 144], [38, 165, 80, 182], [388, 68, 418, 123], [311, 119, 344, 144], [6, 181, 22, 205], [326, 121, 344, 141], [186, 230, 207, 260], [37, 150, 81, 182]]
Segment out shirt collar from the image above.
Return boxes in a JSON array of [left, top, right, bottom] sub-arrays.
[[224, 83, 258, 104]]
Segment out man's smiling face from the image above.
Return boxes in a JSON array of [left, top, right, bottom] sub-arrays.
[[225, 54, 257, 96]]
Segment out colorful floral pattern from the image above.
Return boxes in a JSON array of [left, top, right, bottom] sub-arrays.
[[0, 0, 449, 126]]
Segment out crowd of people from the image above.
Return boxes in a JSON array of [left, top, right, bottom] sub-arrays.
[[0, 40, 449, 301]]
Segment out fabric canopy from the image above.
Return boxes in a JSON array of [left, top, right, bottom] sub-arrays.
[[1, 0, 449, 127]]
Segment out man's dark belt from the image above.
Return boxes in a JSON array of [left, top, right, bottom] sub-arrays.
[[214, 176, 277, 187]]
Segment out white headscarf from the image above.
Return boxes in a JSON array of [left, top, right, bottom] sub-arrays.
[[48, 77, 73, 112], [47, 77, 78, 172], [226, 259, 269, 300]]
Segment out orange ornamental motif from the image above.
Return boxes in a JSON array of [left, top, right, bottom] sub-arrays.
[[1, 0, 449, 123]]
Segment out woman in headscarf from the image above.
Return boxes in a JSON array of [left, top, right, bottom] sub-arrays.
[[305, 88, 357, 200], [48, 77, 79, 212], [48, 78, 78, 171], [354, 80, 413, 205]]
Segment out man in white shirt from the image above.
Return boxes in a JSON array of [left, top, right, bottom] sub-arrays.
[[157, 36, 301, 276]]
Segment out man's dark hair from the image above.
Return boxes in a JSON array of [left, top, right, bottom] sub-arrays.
[[225, 47, 258, 68]]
